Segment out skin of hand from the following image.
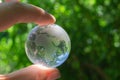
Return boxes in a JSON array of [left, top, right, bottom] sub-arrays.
[[5, 0, 20, 2], [6, 65, 60, 80], [0, 1, 60, 80], [0, 1, 56, 31], [0, 65, 60, 80]]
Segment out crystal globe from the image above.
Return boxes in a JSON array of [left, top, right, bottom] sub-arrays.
[[25, 24, 71, 68]]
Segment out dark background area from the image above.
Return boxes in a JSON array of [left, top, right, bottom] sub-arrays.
[[0, 0, 120, 80]]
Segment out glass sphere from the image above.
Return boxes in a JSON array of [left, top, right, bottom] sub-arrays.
[[25, 24, 71, 67]]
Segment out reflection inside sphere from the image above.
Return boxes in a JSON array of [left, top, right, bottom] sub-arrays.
[[25, 24, 71, 68]]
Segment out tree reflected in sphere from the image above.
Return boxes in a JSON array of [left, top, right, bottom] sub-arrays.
[[25, 24, 71, 68]]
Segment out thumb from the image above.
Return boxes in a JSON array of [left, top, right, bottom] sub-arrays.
[[5, 0, 20, 2], [0, 1, 55, 31], [17, 3, 56, 25]]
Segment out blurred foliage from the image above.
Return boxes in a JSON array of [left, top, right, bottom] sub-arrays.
[[0, 0, 120, 80]]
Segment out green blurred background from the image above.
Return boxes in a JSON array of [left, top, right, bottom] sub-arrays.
[[0, 0, 120, 80]]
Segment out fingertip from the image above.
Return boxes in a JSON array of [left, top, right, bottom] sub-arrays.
[[46, 68, 61, 80], [36, 12, 56, 26], [28, 65, 61, 80], [43, 12, 56, 25], [49, 14, 56, 24]]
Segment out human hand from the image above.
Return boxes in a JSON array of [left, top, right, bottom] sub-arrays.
[[1, 65, 60, 80], [0, 1, 55, 31], [0, 1, 60, 80]]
